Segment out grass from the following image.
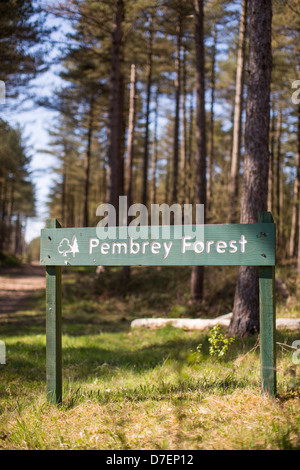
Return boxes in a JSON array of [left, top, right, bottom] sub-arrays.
[[0, 265, 299, 450]]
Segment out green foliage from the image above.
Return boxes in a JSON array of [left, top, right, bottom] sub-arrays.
[[0, 0, 47, 96], [187, 343, 203, 365], [208, 326, 235, 360]]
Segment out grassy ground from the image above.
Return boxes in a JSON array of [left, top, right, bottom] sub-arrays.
[[0, 265, 299, 450]]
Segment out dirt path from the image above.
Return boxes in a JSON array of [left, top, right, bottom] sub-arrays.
[[0, 262, 45, 316]]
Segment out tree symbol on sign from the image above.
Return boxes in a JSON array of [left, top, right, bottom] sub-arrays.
[[58, 235, 79, 257]]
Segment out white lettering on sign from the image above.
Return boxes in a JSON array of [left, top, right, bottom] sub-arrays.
[[89, 238, 99, 254], [112, 242, 127, 254], [229, 240, 238, 253], [163, 241, 172, 259], [239, 234, 247, 252], [101, 242, 110, 254], [182, 236, 247, 254], [86, 236, 248, 258]]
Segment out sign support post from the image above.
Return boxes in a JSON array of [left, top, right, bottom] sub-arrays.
[[45, 218, 62, 404], [258, 212, 276, 396]]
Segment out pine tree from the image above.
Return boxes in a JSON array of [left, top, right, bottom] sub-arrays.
[[227, 0, 248, 224], [106, 0, 125, 217], [290, 105, 300, 259], [125, 63, 137, 209], [191, 0, 207, 302], [0, 0, 47, 100], [229, 0, 272, 337]]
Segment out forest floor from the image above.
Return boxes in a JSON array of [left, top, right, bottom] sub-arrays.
[[0, 263, 45, 319], [0, 262, 298, 329], [0, 262, 299, 450]]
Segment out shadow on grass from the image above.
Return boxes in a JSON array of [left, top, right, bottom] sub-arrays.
[[2, 326, 300, 410], [64, 373, 249, 408], [4, 327, 299, 381], [1, 331, 233, 381]]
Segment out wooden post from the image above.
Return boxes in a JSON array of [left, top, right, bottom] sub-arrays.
[[46, 219, 62, 404], [258, 211, 276, 396]]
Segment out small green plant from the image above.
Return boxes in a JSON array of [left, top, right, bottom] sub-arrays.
[[208, 326, 235, 360], [188, 343, 203, 364]]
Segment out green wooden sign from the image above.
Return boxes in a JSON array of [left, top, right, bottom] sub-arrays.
[[40, 212, 276, 404], [40, 223, 275, 267]]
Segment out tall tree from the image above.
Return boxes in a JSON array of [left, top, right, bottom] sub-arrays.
[[142, 15, 153, 207], [207, 23, 217, 212], [191, 0, 207, 302], [275, 108, 283, 248], [171, 9, 183, 204], [150, 88, 159, 205], [106, 0, 125, 218], [267, 104, 276, 213], [229, 0, 272, 337], [227, 0, 248, 224], [290, 104, 300, 258], [83, 94, 96, 227], [126, 63, 137, 209]]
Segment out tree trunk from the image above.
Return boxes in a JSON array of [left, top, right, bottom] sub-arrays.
[[0, 180, 8, 252], [297, 135, 300, 273], [68, 193, 75, 228], [191, 0, 207, 302], [61, 164, 66, 227], [290, 104, 300, 258], [207, 23, 217, 213], [186, 92, 195, 205], [126, 63, 136, 209], [14, 212, 21, 255], [180, 47, 188, 205], [228, 0, 272, 337], [150, 88, 159, 206], [142, 23, 153, 207], [227, 0, 248, 224], [276, 109, 282, 250], [172, 13, 182, 204], [83, 95, 95, 227], [298, 205, 300, 275], [165, 157, 171, 205], [6, 181, 14, 233], [106, 0, 124, 218], [268, 105, 276, 213], [123, 64, 137, 281]]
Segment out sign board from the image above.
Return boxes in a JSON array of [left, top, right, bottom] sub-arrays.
[[40, 212, 276, 404], [40, 223, 275, 267]]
